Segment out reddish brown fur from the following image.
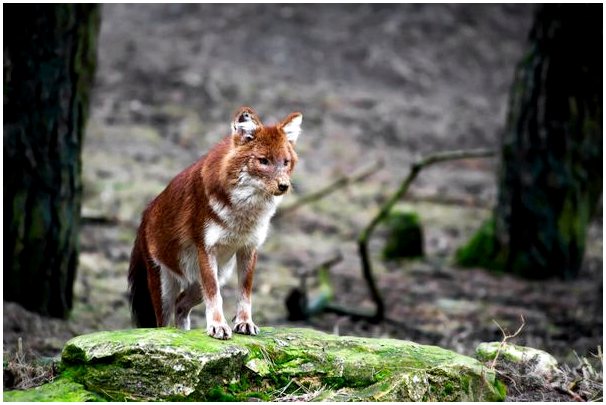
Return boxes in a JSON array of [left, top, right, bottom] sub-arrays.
[[240, 250, 257, 298], [128, 106, 301, 337]]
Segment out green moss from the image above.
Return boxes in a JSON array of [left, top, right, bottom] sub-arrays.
[[495, 379, 507, 398], [382, 210, 425, 260], [52, 327, 505, 401], [455, 217, 506, 271], [3, 378, 104, 402], [198, 370, 271, 402], [206, 386, 236, 401], [555, 193, 590, 279]]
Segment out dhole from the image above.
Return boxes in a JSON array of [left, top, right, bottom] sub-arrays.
[[128, 107, 302, 339]]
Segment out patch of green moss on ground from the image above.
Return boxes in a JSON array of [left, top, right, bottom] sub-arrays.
[[382, 210, 425, 260], [455, 217, 506, 271], [3, 378, 104, 402], [204, 373, 271, 402]]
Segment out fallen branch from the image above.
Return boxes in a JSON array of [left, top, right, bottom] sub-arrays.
[[285, 149, 496, 323], [357, 149, 496, 321], [277, 159, 384, 216]]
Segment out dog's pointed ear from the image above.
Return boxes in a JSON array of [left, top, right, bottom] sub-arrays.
[[280, 112, 303, 144], [232, 107, 262, 141]]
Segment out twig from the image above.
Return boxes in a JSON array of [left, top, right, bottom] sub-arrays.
[[490, 315, 526, 370], [357, 148, 496, 321], [405, 193, 492, 209], [295, 252, 343, 296], [273, 378, 295, 398], [323, 303, 376, 320], [277, 159, 385, 216], [553, 385, 585, 402], [294, 252, 343, 281], [17, 337, 24, 362], [495, 369, 522, 395]]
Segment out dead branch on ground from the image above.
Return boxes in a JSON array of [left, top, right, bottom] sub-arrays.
[[284, 148, 495, 323], [357, 148, 496, 321]]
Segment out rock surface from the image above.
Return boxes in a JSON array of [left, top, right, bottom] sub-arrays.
[[476, 341, 560, 380], [5, 327, 505, 401]]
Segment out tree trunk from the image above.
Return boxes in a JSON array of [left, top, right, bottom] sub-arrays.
[[457, 4, 602, 279], [4, 4, 100, 317]]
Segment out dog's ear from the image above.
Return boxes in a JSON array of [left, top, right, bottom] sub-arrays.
[[280, 112, 303, 144], [232, 107, 262, 141]]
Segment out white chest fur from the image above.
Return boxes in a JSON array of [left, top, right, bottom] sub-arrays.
[[204, 193, 282, 252]]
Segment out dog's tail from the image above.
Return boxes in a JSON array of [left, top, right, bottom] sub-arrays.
[[127, 228, 159, 328]]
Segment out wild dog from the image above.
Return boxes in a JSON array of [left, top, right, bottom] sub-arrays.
[[128, 107, 302, 339]]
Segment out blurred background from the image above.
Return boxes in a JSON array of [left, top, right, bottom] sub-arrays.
[[4, 4, 602, 397]]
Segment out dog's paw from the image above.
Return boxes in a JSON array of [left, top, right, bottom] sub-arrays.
[[207, 322, 232, 340], [233, 321, 260, 335]]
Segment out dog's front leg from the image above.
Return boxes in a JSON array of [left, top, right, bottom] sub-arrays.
[[198, 247, 231, 339], [233, 248, 259, 335]]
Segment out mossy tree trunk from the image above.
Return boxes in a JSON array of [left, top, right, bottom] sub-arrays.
[[458, 4, 602, 279], [4, 4, 101, 317]]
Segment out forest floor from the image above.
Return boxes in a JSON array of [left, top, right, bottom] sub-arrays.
[[4, 4, 602, 401]]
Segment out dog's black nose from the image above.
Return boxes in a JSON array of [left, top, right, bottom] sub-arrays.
[[278, 183, 289, 192]]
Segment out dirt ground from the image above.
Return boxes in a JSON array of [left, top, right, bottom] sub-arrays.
[[4, 4, 602, 401]]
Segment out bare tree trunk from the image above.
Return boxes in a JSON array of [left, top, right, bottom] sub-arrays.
[[457, 4, 602, 279], [4, 4, 101, 317]]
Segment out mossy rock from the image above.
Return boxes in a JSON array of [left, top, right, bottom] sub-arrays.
[[382, 210, 424, 260], [476, 342, 559, 379], [4, 327, 505, 402]]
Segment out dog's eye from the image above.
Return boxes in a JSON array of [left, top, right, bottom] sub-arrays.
[[258, 157, 269, 165], [283, 159, 290, 166]]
